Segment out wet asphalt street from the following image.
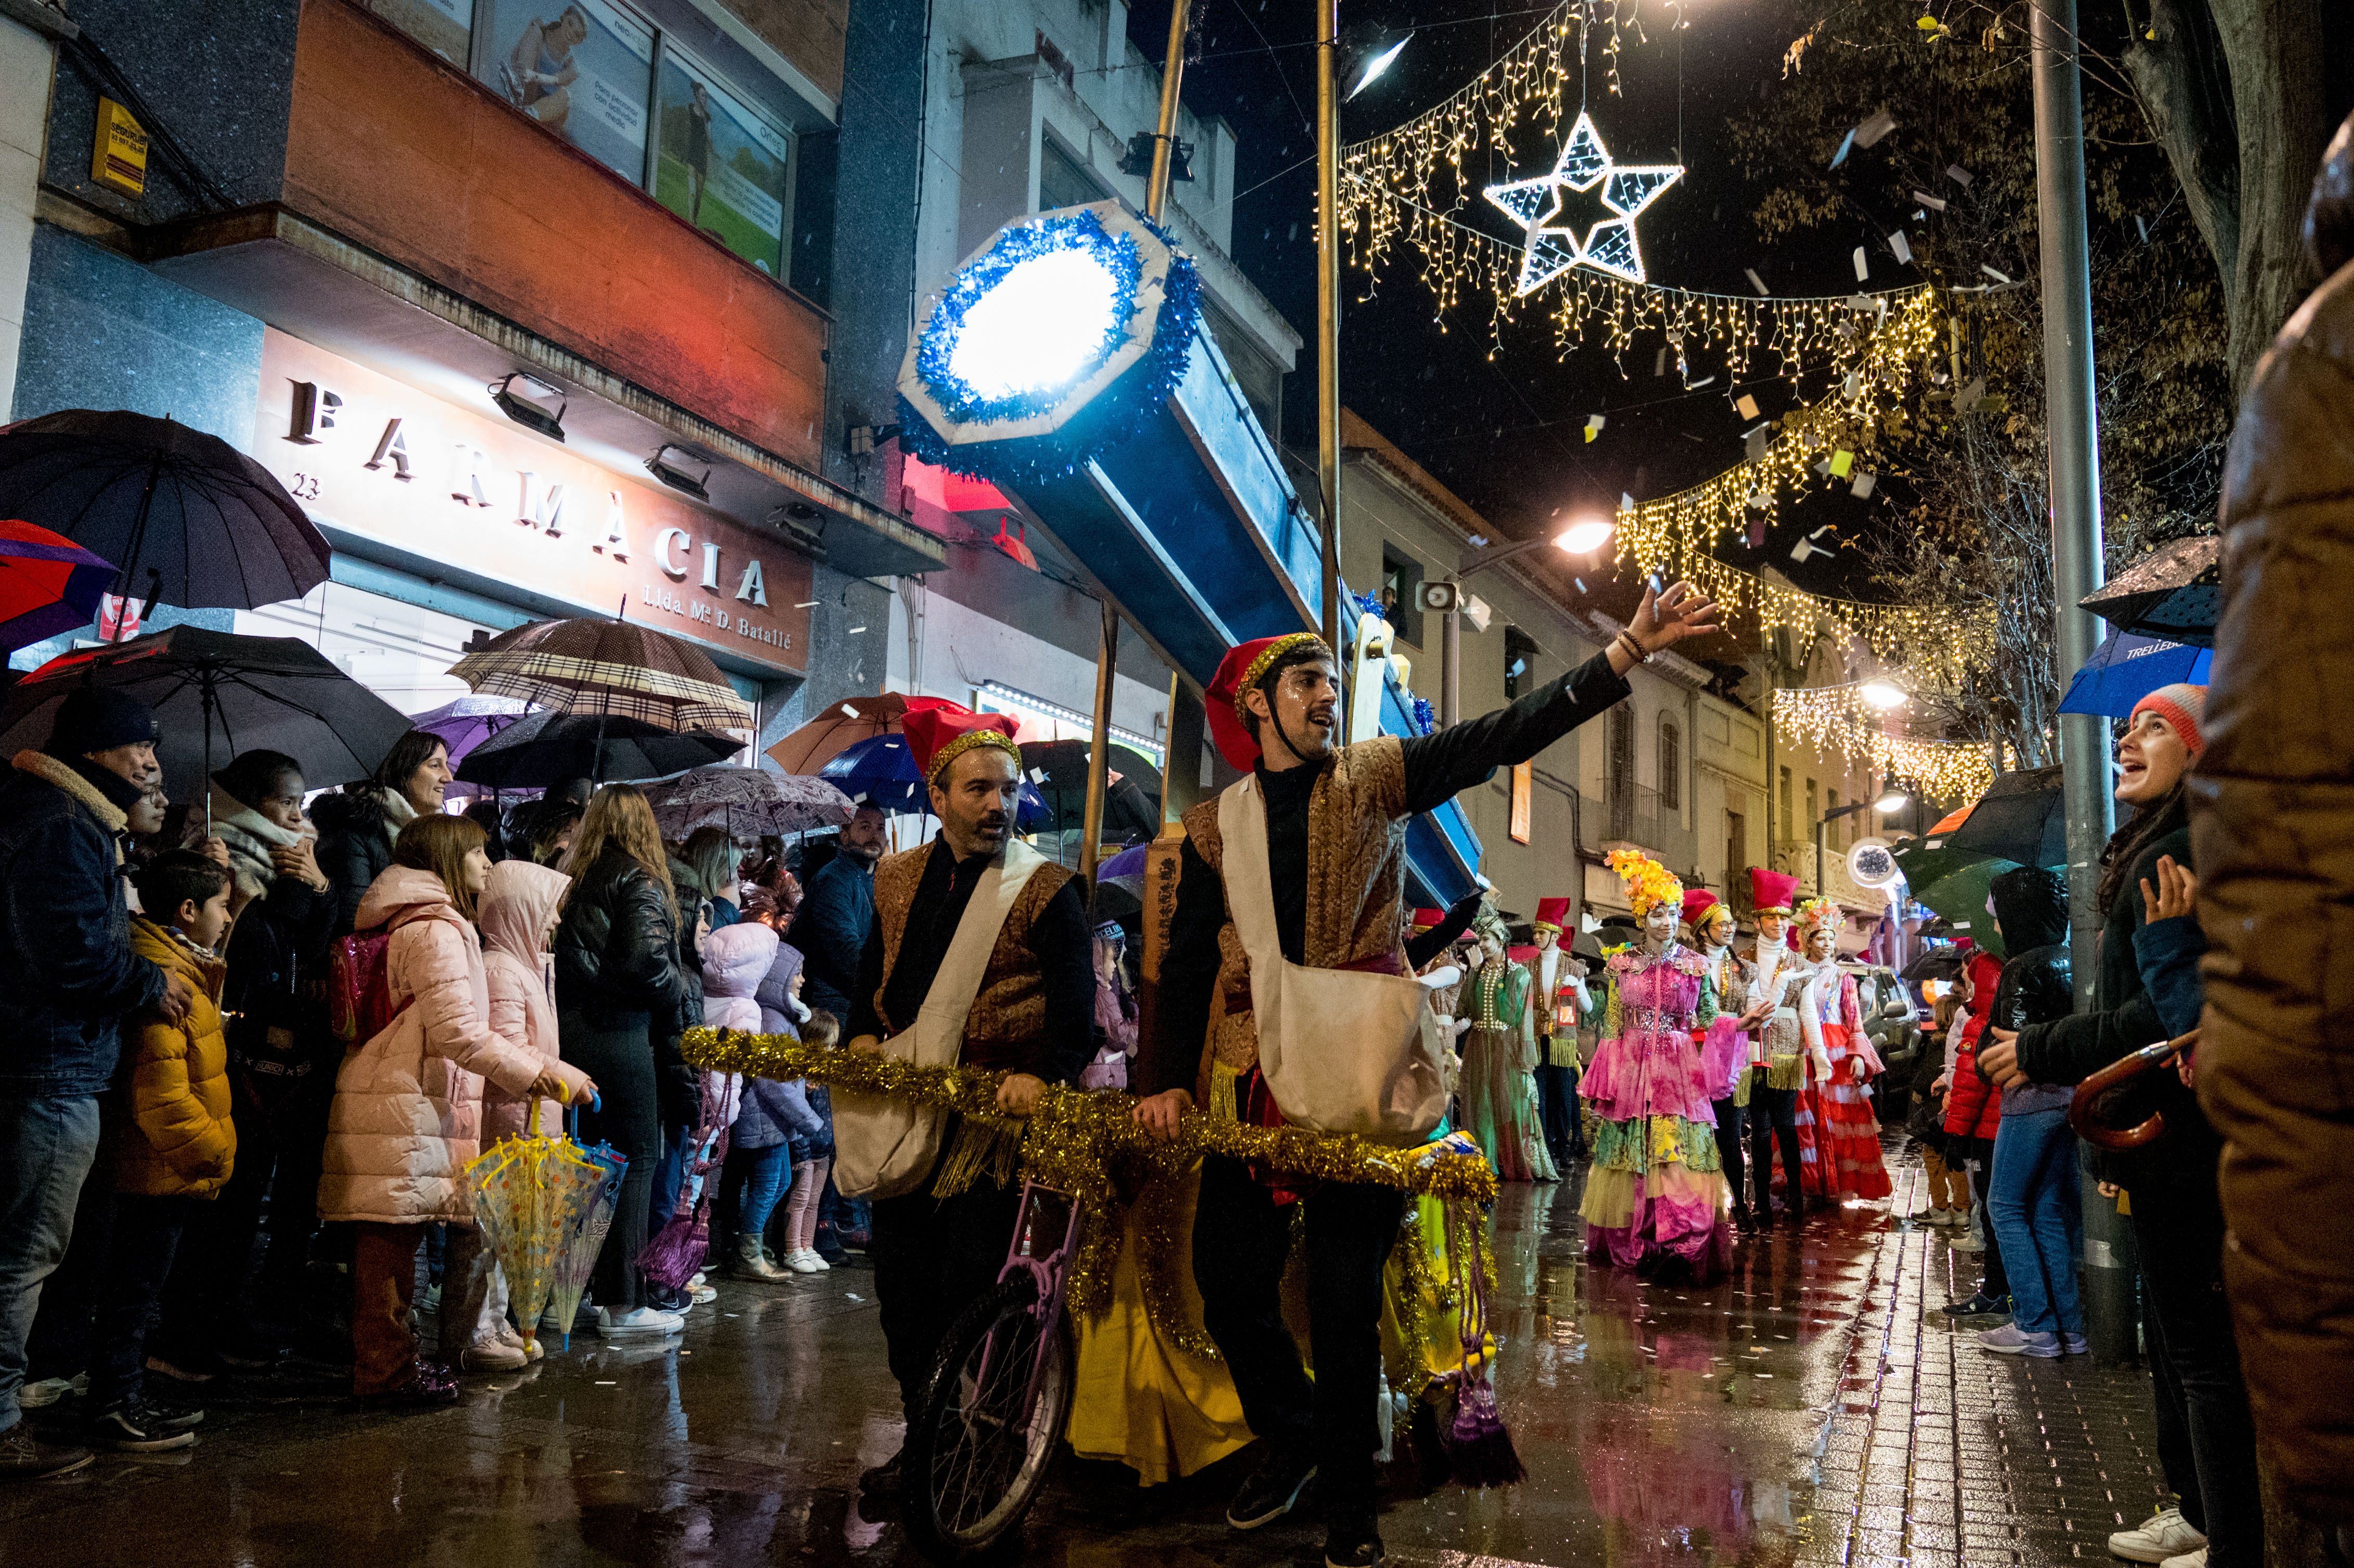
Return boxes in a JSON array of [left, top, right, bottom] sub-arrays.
[[0, 1138, 2173, 1567]]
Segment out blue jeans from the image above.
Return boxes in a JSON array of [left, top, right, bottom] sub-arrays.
[[0, 1094, 101, 1429], [90, 1194, 198, 1409], [737, 1145, 792, 1240], [1987, 1107, 2084, 1336]]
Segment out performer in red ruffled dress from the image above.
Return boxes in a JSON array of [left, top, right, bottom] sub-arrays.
[[1788, 897, 1892, 1202]]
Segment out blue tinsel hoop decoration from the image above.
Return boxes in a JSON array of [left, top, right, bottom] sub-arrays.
[[897, 202, 1201, 492]]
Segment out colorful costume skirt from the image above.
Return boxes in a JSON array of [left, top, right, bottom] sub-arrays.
[[1577, 1031, 1731, 1277], [1798, 1022, 1892, 1200], [1459, 1024, 1557, 1183]]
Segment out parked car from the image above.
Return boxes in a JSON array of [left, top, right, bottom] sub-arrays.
[[1848, 962, 1924, 1074]]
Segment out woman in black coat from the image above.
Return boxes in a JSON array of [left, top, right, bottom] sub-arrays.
[[310, 730, 454, 935], [1982, 687, 2258, 1568], [555, 784, 685, 1337]]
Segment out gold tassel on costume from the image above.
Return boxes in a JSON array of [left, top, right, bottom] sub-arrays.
[[932, 1118, 1024, 1200]]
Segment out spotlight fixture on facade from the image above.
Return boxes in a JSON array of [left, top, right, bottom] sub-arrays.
[[645, 444, 712, 502], [489, 372, 567, 442]]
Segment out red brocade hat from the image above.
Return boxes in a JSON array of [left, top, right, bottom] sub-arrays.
[[1206, 632, 1333, 772], [1410, 907, 1445, 933], [1748, 867, 1799, 916], [1533, 896, 1571, 933], [1680, 888, 1720, 931], [901, 703, 1021, 781]]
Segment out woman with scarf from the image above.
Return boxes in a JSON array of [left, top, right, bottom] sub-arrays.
[[156, 750, 337, 1372]]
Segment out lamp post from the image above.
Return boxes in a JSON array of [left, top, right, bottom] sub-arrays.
[[1314, 0, 1342, 655]]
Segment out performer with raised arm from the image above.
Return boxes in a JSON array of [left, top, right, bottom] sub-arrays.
[[835, 704, 1096, 1503], [1134, 583, 1717, 1568]]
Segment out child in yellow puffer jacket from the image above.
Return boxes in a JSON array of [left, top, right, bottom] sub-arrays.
[[88, 850, 236, 1452]]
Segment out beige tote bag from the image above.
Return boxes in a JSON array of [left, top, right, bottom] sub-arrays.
[[1218, 778, 1448, 1143], [833, 840, 1048, 1199]]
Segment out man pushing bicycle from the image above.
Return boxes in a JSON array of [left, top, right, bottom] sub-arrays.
[[838, 704, 1095, 1502], [1134, 582, 1717, 1568]]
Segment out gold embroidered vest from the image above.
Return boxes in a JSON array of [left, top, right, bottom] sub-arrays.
[[870, 843, 1077, 1074], [1178, 735, 1410, 1098]]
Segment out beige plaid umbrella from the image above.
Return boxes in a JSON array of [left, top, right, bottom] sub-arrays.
[[449, 617, 752, 734]]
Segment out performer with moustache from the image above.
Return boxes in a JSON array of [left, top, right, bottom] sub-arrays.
[[1135, 583, 1718, 1568], [839, 705, 1095, 1500]]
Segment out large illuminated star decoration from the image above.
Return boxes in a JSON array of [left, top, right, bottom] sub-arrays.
[[1482, 112, 1683, 292]]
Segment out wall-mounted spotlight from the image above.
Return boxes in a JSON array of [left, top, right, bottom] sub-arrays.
[[646, 443, 713, 501], [489, 373, 567, 442]]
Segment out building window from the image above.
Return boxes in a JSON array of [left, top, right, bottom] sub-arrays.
[[364, 0, 472, 65], [1658, 718, 1681, 811], [1039, 136, 1107, 211], [1727, 811, 1747, 901], [466, 0, 799, 281], [1607, 705, 1634, 838], [1827, 787, 1840, 847], [1504, 625, 1540, 701], [1380, 548, 1424, 646], [1778, 765, 1791, 844], [1806, 777, 1818, 838]]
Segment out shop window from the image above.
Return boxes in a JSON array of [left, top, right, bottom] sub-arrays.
[[1503, 625, 1539, 700], [1039, 137, 1106, 212], [654, 48, 794, 277], [1658, 718, 1681, 811], [460, 0, 800, 281]]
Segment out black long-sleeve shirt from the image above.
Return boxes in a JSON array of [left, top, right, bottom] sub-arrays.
[[844, 838, 1096, 1086], [1404, 887, 1487, 972], [1149, 648, 1632, 1095]]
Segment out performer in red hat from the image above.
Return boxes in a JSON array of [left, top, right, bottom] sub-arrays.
[[838, 702, 1096, 1499], [1527, 895, 1591, 1170], [1737, 866, 1815, 1225], [1137, 580, 1718, 1564]]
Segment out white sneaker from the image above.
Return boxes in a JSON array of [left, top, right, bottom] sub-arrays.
[[688, 1272, 708, 1289], [786, 1249, 828, 1274], [18, 1376, 78, 1409], [689, 1281, 718, 1304], [2110, 1507, 2206, 1564], [2160, 1551, 2207, 1568], [596, 1305, 685, 1338]]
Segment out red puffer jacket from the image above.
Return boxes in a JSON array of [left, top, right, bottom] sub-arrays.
[[1941, 949, 2005, 1141]]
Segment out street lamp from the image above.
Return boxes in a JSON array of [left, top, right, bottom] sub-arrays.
[[1816, 778, 1910, 896], [1856, 680, 1908, 711], [1343, 30, 1410, 100], [1433, 516, 1618, 724]]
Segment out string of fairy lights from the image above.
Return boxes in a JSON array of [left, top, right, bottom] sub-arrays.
[[1772, 685, 1996, 800]]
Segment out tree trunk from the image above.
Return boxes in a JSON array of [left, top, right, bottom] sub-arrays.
[[2126, 0, 2329, 395]]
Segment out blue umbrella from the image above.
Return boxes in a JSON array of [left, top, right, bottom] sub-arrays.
[[815, 733, 1050, 826], [2057, 630, 2212, 718]]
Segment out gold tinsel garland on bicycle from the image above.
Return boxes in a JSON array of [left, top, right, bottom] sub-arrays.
[[682, 1027, 1503, 1334]]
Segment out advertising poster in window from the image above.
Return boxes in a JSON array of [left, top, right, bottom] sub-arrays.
[[366, 0, 470, 64], [653, 50, 791, 277], [478, 0, 653, 185], [1511, 761, 1533, 844]]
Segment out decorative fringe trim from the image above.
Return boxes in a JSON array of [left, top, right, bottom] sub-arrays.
[[932, 1117, 1024, 1200]]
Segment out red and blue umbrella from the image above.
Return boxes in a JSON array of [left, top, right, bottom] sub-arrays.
[[2057, 630, 2212, 719], [0, 518, 115, 654]]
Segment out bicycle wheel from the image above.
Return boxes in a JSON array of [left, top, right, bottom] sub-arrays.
[[904, 1277, 1074, 1562]]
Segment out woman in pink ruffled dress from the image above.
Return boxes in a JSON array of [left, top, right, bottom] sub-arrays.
[[1577, 850, 1732, 1282]]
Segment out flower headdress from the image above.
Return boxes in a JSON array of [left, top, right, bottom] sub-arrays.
[[1794, 896, 1843, 941], [1605, 847, 1683, 917]]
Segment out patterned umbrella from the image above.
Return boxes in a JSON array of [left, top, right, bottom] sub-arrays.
[[462, 1103, 620, 1354], [411, 693, 532, 764], [450, 616, 752, 734], [643, 764, 855, 838]]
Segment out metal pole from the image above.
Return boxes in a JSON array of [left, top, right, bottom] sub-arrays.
[[1079, 598, 1119, 911], [1144, 0, 1191, 221], [1441, 603, 1460, 726], [2032, 0, 2132, 1366], [2032, 0, 2113, 996], [1314, 0, 1342, 655]]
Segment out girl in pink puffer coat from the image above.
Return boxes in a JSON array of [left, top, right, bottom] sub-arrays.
[[319, 817, 590, 1402]]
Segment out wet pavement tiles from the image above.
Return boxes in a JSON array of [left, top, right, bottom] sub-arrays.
[[0, 1138, 2173, 1566]]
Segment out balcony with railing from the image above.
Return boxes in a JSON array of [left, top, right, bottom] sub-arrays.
[[1597, 783, 1697, 880]]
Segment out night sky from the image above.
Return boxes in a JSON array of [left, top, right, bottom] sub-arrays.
[[1124, 0, 1914, 608]]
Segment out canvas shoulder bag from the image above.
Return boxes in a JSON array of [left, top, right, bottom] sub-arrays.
[[1217, 777, 1446, 1144], [833, 840, 1048, 1199]]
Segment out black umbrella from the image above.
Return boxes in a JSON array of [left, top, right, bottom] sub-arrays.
[[456, 709, 739, 790], [1017, 739, 1164, 841], [1900, 943, 1973, 984], [0, 627, 413, 820], [1944, 765, 2066, 868], [0, 411, 331, 624], [2080, 535, 2219, 649]]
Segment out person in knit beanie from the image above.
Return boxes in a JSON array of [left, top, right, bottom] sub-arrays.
[[2128, 683, 2206, 760]]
